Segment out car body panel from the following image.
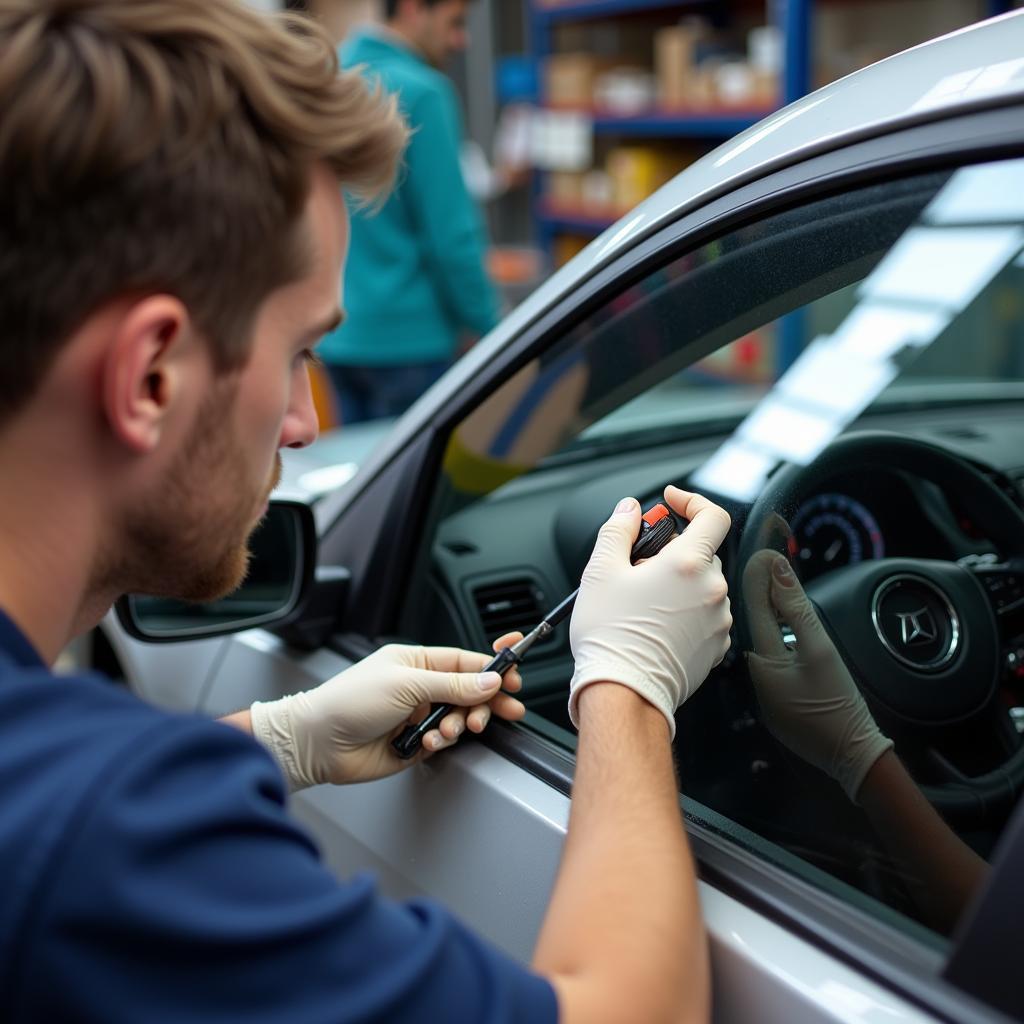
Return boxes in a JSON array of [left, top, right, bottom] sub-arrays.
[[196, 634, 938, 1024], [188, 628, 955, 1023], [99, 610, 226, 713]]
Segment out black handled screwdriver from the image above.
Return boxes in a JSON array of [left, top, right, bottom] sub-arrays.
[[392, 503, 677, 760]]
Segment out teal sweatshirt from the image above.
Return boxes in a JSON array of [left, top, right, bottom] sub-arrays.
[[320, 30, 499, 367]]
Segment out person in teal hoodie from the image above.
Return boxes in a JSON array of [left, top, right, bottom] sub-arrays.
[[321, 0, 500, 423]]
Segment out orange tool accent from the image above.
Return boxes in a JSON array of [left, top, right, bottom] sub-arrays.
[[642, 503, 670, 527]]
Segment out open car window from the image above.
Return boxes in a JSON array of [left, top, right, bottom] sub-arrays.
[[405, 156, 1024, 947]]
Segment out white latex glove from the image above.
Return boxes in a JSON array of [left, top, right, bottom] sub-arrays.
[[568, 486, 733, 738], [743, 549, 894, 802], [250, 639, 525, 791]]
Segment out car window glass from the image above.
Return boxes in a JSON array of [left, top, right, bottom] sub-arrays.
[[409, 156, 1024, 945]]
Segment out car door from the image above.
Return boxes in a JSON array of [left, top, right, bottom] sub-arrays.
[[192, 101, 1024, 1022]]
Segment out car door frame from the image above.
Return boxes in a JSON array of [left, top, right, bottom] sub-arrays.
[[295, 101, 1024, 1023]]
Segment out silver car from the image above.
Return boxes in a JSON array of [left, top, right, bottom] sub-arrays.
[[103, 12, 1024, 1022]]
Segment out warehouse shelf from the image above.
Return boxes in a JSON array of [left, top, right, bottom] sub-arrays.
[[528, 0, 808, 263], [527, 0, 1012, 261]]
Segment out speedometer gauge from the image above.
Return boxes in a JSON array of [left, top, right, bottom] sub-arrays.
[[790, 493, 885, 580]]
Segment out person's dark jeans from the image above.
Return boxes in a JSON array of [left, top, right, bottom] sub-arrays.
[[327, 361, 450, 425]]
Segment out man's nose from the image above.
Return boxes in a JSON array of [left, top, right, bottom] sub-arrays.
[[280, 371, 320, 450]]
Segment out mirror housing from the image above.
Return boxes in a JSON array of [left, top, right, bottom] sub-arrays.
[[116, 499, 317, 642]]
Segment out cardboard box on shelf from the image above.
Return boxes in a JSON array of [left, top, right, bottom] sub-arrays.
[[606, 146, 690, 212], [654, 21, 709, 109], [713, 61, 777, 108], [813, 0, 984, 87], [554, 233, 591, 269], [546, 170, 587, 207], [545, 53, 618, 108], [581, 169, 614, 212]]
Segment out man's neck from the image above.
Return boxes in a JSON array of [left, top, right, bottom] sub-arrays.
[[0, 423, 99, 665]]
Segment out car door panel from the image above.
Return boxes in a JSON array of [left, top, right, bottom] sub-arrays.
[[199, 631, 351, 717]]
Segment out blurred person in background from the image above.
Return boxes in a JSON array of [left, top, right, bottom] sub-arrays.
[[319, 0, 500, 424]]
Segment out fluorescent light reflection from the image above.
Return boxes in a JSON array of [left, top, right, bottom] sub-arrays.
[[739, 400, 837, 465], [829, 306, 948, 361], [911, 57, 1024, 112], [778, 336, 899, 416], [925, 159, 1024, 224], [691, 160, 1024, 503], [692, 443, 775, 503], [713, 96, 831, 169], [859, 226, 1024, 310]]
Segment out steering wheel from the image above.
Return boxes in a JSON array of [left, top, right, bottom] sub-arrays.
[[736, 430, 1024, 827]]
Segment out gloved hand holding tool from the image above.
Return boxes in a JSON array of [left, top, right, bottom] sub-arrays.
[[568, 487, 733, 738], [250, 641, 526, 791], [391, 498, 682, 759], [742, 548, 893, 801]]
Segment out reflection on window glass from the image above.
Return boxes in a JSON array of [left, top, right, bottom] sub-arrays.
[[421, 156, 1024, 945]]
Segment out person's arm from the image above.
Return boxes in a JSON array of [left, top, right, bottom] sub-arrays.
[[743, 549, 986, 932], [534, 486, 731, 1024], [534, 684, 709, 1024], [403, 83, 499, 338], [858, 749, 986, 933]]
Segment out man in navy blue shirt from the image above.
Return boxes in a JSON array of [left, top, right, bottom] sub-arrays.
[[0, 2, 732, 1021]]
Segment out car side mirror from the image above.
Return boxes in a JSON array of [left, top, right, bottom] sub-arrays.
[[115, 499, 317, 642]]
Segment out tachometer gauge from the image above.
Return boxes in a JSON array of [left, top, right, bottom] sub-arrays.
[[790, 493, 885, 580]]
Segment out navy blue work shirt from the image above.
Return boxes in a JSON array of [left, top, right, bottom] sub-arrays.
[[0, 609, 557, 1023]]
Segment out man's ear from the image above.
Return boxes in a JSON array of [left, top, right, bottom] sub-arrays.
[[101, 296, 195, 454]]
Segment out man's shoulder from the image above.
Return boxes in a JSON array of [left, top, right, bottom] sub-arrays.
[[0, 663, 275, 817], [2, 662, 223, 748]]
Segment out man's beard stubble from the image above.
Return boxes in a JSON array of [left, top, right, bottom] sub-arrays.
[[103, 384, 282, 605]]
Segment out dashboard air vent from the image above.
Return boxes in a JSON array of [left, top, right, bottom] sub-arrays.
[[471, 578, 550, 645]]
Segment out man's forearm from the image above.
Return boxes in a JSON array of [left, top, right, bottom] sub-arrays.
[[533, 683, 709, 1024]]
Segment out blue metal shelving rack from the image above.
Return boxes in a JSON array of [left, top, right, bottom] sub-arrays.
[[524, 0, 1013, 372], [528, 0, 1014, 250], [528, 0, 809, 258]]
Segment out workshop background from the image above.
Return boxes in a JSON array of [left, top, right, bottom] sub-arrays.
[[254, 0, 1022, 418]]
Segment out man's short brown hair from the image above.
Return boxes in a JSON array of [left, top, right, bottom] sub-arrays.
[[0, 0, 408, 424]]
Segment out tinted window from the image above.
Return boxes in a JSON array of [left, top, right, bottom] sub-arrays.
[[409, 156, 1024, 943]]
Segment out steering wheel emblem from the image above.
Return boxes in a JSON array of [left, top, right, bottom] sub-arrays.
[[871, 575, 960, 672], [896, 607, 938, 646]]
